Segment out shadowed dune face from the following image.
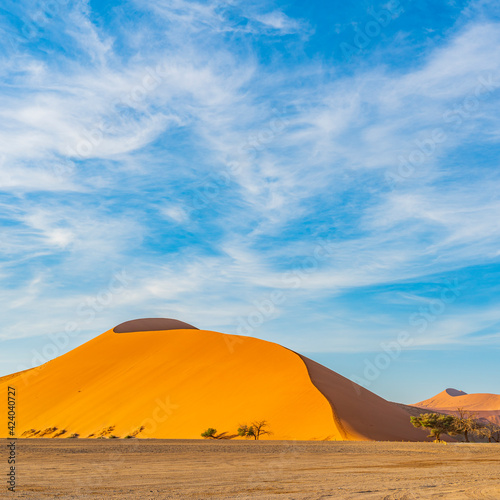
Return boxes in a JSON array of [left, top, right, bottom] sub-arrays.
[[113, 318, 198, 333], [445, 388, 468, 397], [0, 320, 428, 441], [298, 355, 426, 441]]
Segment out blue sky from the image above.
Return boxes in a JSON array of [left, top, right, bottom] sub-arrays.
[[1, 0, 500, 403]]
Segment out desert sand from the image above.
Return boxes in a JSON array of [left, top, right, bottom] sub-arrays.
[[4, 439, 500, 499], [0, 319, 426, 441], [414, 388, 500, 425]]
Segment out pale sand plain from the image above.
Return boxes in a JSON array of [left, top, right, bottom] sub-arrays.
[[3, 439, 499, 499]]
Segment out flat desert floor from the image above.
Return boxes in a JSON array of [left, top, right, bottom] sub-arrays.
[[3, 439, 499, 499]]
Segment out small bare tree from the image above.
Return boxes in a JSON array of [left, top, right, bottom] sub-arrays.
[[453, 408, 479, 442], [238, 420, 272, 440], [477, 422, 500, 443]]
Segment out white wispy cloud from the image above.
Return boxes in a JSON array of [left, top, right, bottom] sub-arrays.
[[1, 0, 500, 369]]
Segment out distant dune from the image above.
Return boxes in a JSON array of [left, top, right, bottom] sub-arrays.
[[413, 388, 500, 425], [1, 319, 427, 441]]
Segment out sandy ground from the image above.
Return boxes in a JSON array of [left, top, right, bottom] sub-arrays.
[[2, 439, 499, 499]]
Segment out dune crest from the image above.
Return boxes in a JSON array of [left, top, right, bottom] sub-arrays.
[[113, 318, 198, 333], [1, 320, 426, 441]]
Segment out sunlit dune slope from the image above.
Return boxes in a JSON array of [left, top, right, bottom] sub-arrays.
[[413, 388, 500, 425], [1, 320, 426, 440]]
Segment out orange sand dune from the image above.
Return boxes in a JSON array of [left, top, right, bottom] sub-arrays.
[[1, 319, 426, 441], [413, 388, 500, 425]]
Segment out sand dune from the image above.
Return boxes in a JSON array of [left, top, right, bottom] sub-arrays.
[[1, 319, 427, 441], [413, 388, 500, 425]]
